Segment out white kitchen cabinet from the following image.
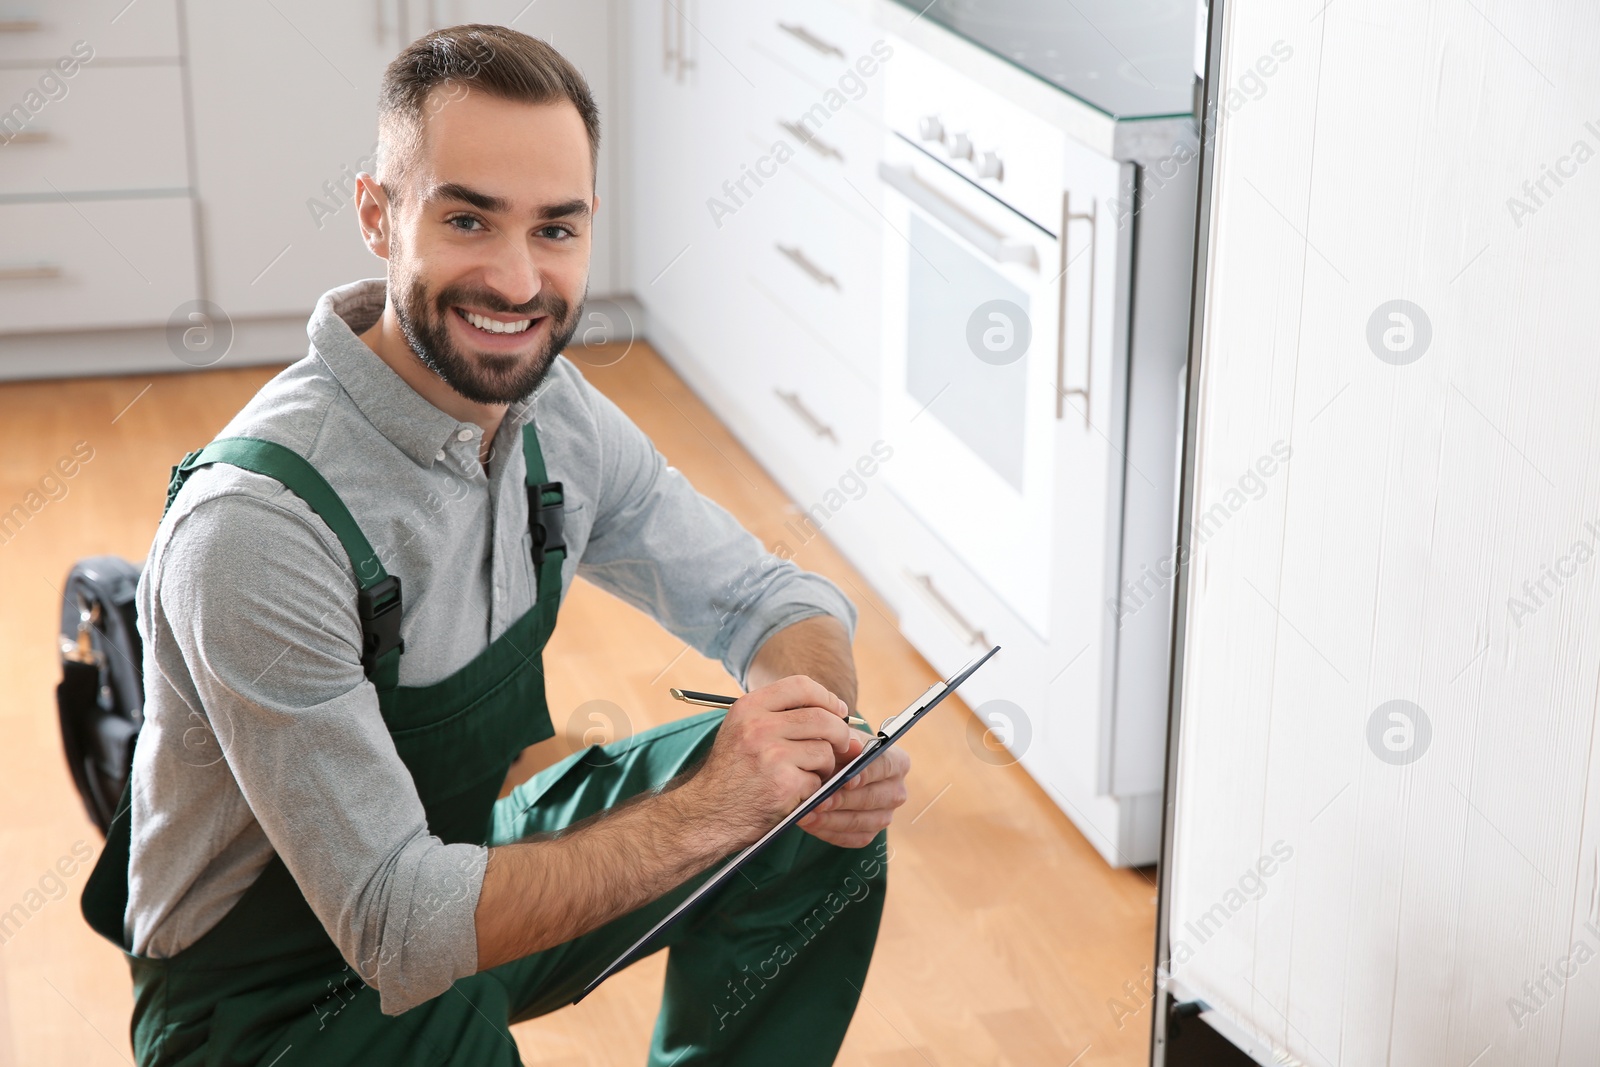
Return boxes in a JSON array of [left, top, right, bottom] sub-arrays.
[[185, 0, 617, 319], [628, 0, 889, 520], [183, 1, 396, 317], [0, 0, 197, 347], [625, 0, 725, 350], [0, 66, 188, 197], [0, 0, 179, 62], [729, 7, 889, 208], [737, 166, 881, 389], [0, 197, 198, 332]]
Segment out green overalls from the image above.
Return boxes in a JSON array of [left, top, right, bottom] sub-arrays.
[[82, 421, 888, 1067]]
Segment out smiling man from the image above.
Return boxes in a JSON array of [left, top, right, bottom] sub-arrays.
[[81, 24, 910, 1067]]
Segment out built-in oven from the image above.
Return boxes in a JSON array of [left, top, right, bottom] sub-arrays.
[[876, 71, 1127, 642], [878, 137, 1064, 637]]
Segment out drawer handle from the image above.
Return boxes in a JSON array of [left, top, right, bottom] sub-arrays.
[[0, 264, 62, 281], [775, 243, 840, 290], [777, 21, 845, 59], [4, 129, 49, 145], [662, 0, 677, 75], [665, 0, 694, 81], [0, 19, 41, 32], [1055, 190, 1097, 423], [906, 570, 990, 648], [778, 119, 843, 162], [774, 389, 838, 443]]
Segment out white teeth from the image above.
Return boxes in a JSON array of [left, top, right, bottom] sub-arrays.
[[462, 310, 533, 335]]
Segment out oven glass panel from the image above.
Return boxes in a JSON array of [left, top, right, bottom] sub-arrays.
[[905, 213, 1031, 491]]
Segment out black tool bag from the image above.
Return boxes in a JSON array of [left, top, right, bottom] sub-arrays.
[[56, 556, 145, 837]]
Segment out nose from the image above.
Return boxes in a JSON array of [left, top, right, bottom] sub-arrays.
[[481, 233, 543, 310]]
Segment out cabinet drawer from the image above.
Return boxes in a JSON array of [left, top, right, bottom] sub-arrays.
[[731, 309, 881, 510], [873, 489, 1052, 766], [0, 66, 188, 195], [740, 0, 890, 105], [0, 196, 198, 331], [742, 61, 884, 213], [0, 0, 180, 62], [739, 171, 881, 385]]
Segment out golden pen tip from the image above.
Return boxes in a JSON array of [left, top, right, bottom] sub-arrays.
[[668, 688, 686, 700]]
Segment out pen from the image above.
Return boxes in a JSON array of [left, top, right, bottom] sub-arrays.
[[669, 687, 871, 730]]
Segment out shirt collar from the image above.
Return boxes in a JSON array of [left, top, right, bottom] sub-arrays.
[[307, 278, 538, 468]]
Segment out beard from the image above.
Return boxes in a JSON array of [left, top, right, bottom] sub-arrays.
[[391, 271, 583, 405]]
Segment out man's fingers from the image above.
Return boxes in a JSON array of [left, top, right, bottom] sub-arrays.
[[742, 675, 848, 718], [797, 816, 882, 849], [821, 779, 907, 813], [778, 706, 855, 757], [844, 745, 910, 789], [786, 738, 838, 778], [814, 831, 880, 849], [801, 806, 895, 835]]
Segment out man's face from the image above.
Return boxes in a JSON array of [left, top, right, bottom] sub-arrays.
[[381, 90, 595, 405]]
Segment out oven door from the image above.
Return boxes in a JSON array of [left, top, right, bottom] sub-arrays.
[[878, 135, 1074, 638]]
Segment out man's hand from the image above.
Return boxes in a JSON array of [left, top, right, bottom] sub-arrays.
[[677, 675, 857, 847], [798, 742, 910, 848], [745, 613, 914, 849]]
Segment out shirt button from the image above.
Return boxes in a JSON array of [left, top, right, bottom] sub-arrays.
[[457, 429, 473, 442], [435, 449, 445, 461]]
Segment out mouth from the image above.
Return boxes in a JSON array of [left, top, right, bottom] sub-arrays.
[[451, 305, 547, 347]]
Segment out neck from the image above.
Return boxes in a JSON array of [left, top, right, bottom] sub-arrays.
[[359, 301, 506, 462]]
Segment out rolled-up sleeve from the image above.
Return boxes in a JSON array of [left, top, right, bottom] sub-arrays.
[[570, 382, 857, 687], [154, 487, 485, 1015]]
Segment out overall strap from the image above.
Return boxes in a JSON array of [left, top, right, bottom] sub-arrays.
[[521, 422, 566, 609], [88, 439, 406, 949], [165, 438, 405, 688]]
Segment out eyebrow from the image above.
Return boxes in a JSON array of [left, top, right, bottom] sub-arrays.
[[538, 198, 593, 220], [423, 182, 591, 221]]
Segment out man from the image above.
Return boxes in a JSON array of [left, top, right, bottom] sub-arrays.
[[81, 24, 911, 1067]]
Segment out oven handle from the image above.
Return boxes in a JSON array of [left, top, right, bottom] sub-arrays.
[[1056, 190, 1097, 423], [877, 162, 1039, 271]]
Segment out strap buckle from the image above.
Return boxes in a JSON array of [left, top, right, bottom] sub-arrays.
[[528, 481, 566, 564], [357, 574, 405, 676], [163, 448, 206, 517]]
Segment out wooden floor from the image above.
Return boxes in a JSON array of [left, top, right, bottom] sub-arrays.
[[0, 341, 1157, 1066]]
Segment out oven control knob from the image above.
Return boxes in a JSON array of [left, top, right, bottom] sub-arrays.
[[976, 150, 1004, 180], [948, 132, 973, 160], [917, 115, 944, 142]]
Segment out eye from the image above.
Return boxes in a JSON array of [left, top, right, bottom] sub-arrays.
[[445, 214, 485, 233], [538, 224, 576, 241]]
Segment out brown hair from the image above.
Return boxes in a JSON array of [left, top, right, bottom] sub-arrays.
[[375, 24, 600, 202]]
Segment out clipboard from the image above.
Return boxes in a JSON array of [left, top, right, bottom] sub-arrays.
[[574, 644, 1001, 1002]]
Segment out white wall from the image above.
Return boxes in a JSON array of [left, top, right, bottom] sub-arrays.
[[1166, 0, 1600, 1064]]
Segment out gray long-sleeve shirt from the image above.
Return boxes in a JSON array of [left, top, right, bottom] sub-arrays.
[[127, 278, 856, 1014]]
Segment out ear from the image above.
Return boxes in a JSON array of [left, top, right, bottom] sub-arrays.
[[355, 173, 392, 261]]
